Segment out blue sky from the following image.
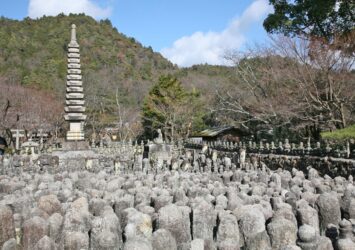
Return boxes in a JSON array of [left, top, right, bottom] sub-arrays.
[[1, 0, 272, 66]]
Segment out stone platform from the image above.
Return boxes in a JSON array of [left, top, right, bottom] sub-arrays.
[[60, 141, 90, 151]]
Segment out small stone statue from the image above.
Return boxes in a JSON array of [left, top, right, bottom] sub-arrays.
[[239, 148, 246, 168], [154, 129, 164, 144]]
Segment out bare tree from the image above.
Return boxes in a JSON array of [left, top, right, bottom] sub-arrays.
[[143, 99, 196, 141], [215, 36, 355, 137], [0, 80, 64, 144], [270, 36, 355, 130], [115, 87, 142, 141]]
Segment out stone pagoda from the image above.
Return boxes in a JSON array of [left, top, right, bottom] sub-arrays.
[[64, 24, 86, 141]]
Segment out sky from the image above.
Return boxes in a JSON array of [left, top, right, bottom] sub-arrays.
[[1, 0, 273, 67]]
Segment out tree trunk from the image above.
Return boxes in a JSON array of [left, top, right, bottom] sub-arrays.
[[340, 103, 346, 128], [328, 73, 333, 101]]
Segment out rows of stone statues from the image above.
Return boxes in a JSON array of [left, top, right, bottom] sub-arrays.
[[1, 146, 355, 250], [187, 138, 355, 159]]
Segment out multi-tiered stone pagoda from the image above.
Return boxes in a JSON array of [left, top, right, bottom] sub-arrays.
[[64, 24, 86, 141]]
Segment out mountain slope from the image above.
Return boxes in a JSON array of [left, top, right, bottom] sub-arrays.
[[0, 14, 174, 118], [0, 14, 238, 134]]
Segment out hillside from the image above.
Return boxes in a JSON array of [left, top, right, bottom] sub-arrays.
[[0, 14, 175, 86], [321, 125, 355, 141], [0, 14, 177, 124], [0, 14, 237, 133]]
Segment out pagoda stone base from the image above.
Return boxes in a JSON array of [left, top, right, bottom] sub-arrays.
[[66, 131, 85, 141], [66, 122, 85, 141], [61, 141, 90, 150]]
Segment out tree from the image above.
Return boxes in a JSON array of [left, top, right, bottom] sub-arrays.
[[0, 14, 176, 135], [115, 87, 142, 141], [273, 36, 355, 130], [0, 80, 64, 144], [264, 0, 355, 54], [217, 36, 355, 140], [142, 75, 204, 141], [215, 52, 298, 137]]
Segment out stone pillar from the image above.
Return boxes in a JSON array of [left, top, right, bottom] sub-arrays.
[[316, 192, 341, 234], [192, 200, 216, 242], [157, 204, 191, 250], [238, 205, 271, 249], [296, 202, 320, 235], [0, 205, 15, 248], [64, 24, 86, 141], [267, 216, 297, 249], [152, 229, 177, 250], [217, 211, 240, 249], [22, 216, 49, 250]]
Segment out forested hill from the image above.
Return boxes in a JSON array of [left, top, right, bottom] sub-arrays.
[[0, 14, 236, 126], [0, 14, 175, 99]]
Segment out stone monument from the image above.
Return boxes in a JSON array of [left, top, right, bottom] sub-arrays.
[[145, 129, 172, 163], [154, 129, 164, 144], [64, 24, 86, 141]]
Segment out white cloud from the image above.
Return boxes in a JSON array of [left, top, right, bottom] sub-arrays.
[[28, 0, 112, 19], [161, 0, 273, 67]]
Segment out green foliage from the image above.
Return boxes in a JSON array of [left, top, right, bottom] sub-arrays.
[[4, 148, 14, 155], [321, 124, 355, 140], [264, 0, 354, 41], [0, 14, 176, 128], [0, 14, 239, 135], [142, 75, 205, 140]]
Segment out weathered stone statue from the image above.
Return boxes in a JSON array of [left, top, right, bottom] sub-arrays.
[[154, 129, 164, 144], [239, 148, 246, 168]]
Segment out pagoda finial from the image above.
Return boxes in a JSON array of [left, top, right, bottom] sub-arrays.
[[71, 24, 77, 42]]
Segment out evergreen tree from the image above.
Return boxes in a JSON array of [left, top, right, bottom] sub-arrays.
[[264, 0, 354, 39], [142, 75, 205, 141]]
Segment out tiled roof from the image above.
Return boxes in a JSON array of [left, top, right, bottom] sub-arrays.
[[193, 126, 236, 137]]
